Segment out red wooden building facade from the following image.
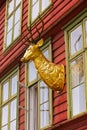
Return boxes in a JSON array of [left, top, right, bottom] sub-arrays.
[[0, 0, 87, 130]]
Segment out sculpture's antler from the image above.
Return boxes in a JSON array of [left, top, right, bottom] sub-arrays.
[[22, 15, 44, 46], [29, 15, 44, 44]]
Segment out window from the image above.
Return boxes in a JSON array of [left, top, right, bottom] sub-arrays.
[[65, 10, 87, 118], [0, 69, 19, 130], [26, 41, 52, 130], [29, 0, 51, 22], [4, 0, 22, 49]]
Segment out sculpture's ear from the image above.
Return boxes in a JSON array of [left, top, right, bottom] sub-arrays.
[[37, 39, 44, 47]]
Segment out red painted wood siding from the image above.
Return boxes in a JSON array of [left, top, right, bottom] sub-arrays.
[[19, 64, 25, 130], [0, 0, 87, 130], [52, 30, 67, 125], [0, 0, 86, 77]]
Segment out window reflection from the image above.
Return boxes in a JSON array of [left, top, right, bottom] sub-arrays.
[[10, 120, 16, 130], [7, 30, 12, 46], [16, 0, 21, 6], [72, 84, 86, 116], [14, 22, 20, 39], [42, 0, 51, 11], [11, 75, 17, 95], [40, 102, 49, 128], [7, 16, 13, 32], [43, 49, 49, 60], [1, 126, 8, 130], [8, 0, 14, 15], [3, 82, 9, 102], [2, 105, 8, 126], [28, 61, 37, 83], [10, 99, 17, 121], [71, 56, 84, 87], [14, 8, 20, 24], [32, 1, 39, 21], [40, 81, 49, 104], [31, 0, 51, 22], [40, 81, 50, 128], [70, 25, 82, 55]]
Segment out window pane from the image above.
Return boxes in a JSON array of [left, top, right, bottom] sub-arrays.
[[40, 102, 49, 128], [10, 99, 17, 121], [40, 81, 49, 104], [32, 1, 39, 21], [11, 75, 17, 95], [43, 49, 49, 60], [2, 105, 8, 125], [2, 126, 8, 130], [8, 0, 14, 15], [16, 0, 21, 6], [72, 84, 86, 116], [7, 15, 13, 32], [13, 22, 20, 40], [42, 0, 51, 11], [14, 7, 21, 24], [6, 30, 12, 46], [32, 0, 38, 5], [70, 25, 83, 55], [85, 20, 87, 44], [2, 82, 9, 102], [28, 61, 37, 83], [10, 120, 16, 130], [29, 86, 38, 130], [70, 56, 84, 87]]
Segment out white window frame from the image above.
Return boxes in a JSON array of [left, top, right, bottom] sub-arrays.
[[28, 0, 52, 23], [64, 9, 87, 118], [0, 68, 19, 130], [4, 0, 22, 50]]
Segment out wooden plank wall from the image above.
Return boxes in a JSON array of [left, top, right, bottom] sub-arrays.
[[52, 31, 67, 125], [0, 0, 87, 130], [0, 0, 84, 77]]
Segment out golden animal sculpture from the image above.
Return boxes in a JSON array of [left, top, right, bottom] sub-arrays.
[[21, 39, 65, 92]]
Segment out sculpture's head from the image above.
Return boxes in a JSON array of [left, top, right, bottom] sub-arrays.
[[21, 39, 44, 62]]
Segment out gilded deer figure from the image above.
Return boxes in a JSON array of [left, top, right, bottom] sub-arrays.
[[21, 39, 64, 92], [21, 16, 65, 92]]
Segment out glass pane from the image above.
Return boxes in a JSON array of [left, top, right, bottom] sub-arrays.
[[8, 0, 14, 15], [42, 0, 51, 11], [10, 120, 16, 130], [40, 102, 49, 128], [14, 7, 21, 24], [13, 22, 20, 40], [72, 84, 86, 116], [32, 1, 39, 21], [10, 99, 17, 121], [70, 56, 84, 87], [28, 61, 37, 83], [2, 105, 8, 125], [43, 49, 49, 60], [85, 20, 87, 44], [7, 16, 13, 32], [2, 82, 9, 102], [29, 86, 38, 130], [2, 126, 8, 130], [70, 25, 83, 55], [16, 0, 21, 6], [40, 81, 49, 104], [32, 0, 38, 5], [11, 75, 17, 95], [6, 30, 12, 46]]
